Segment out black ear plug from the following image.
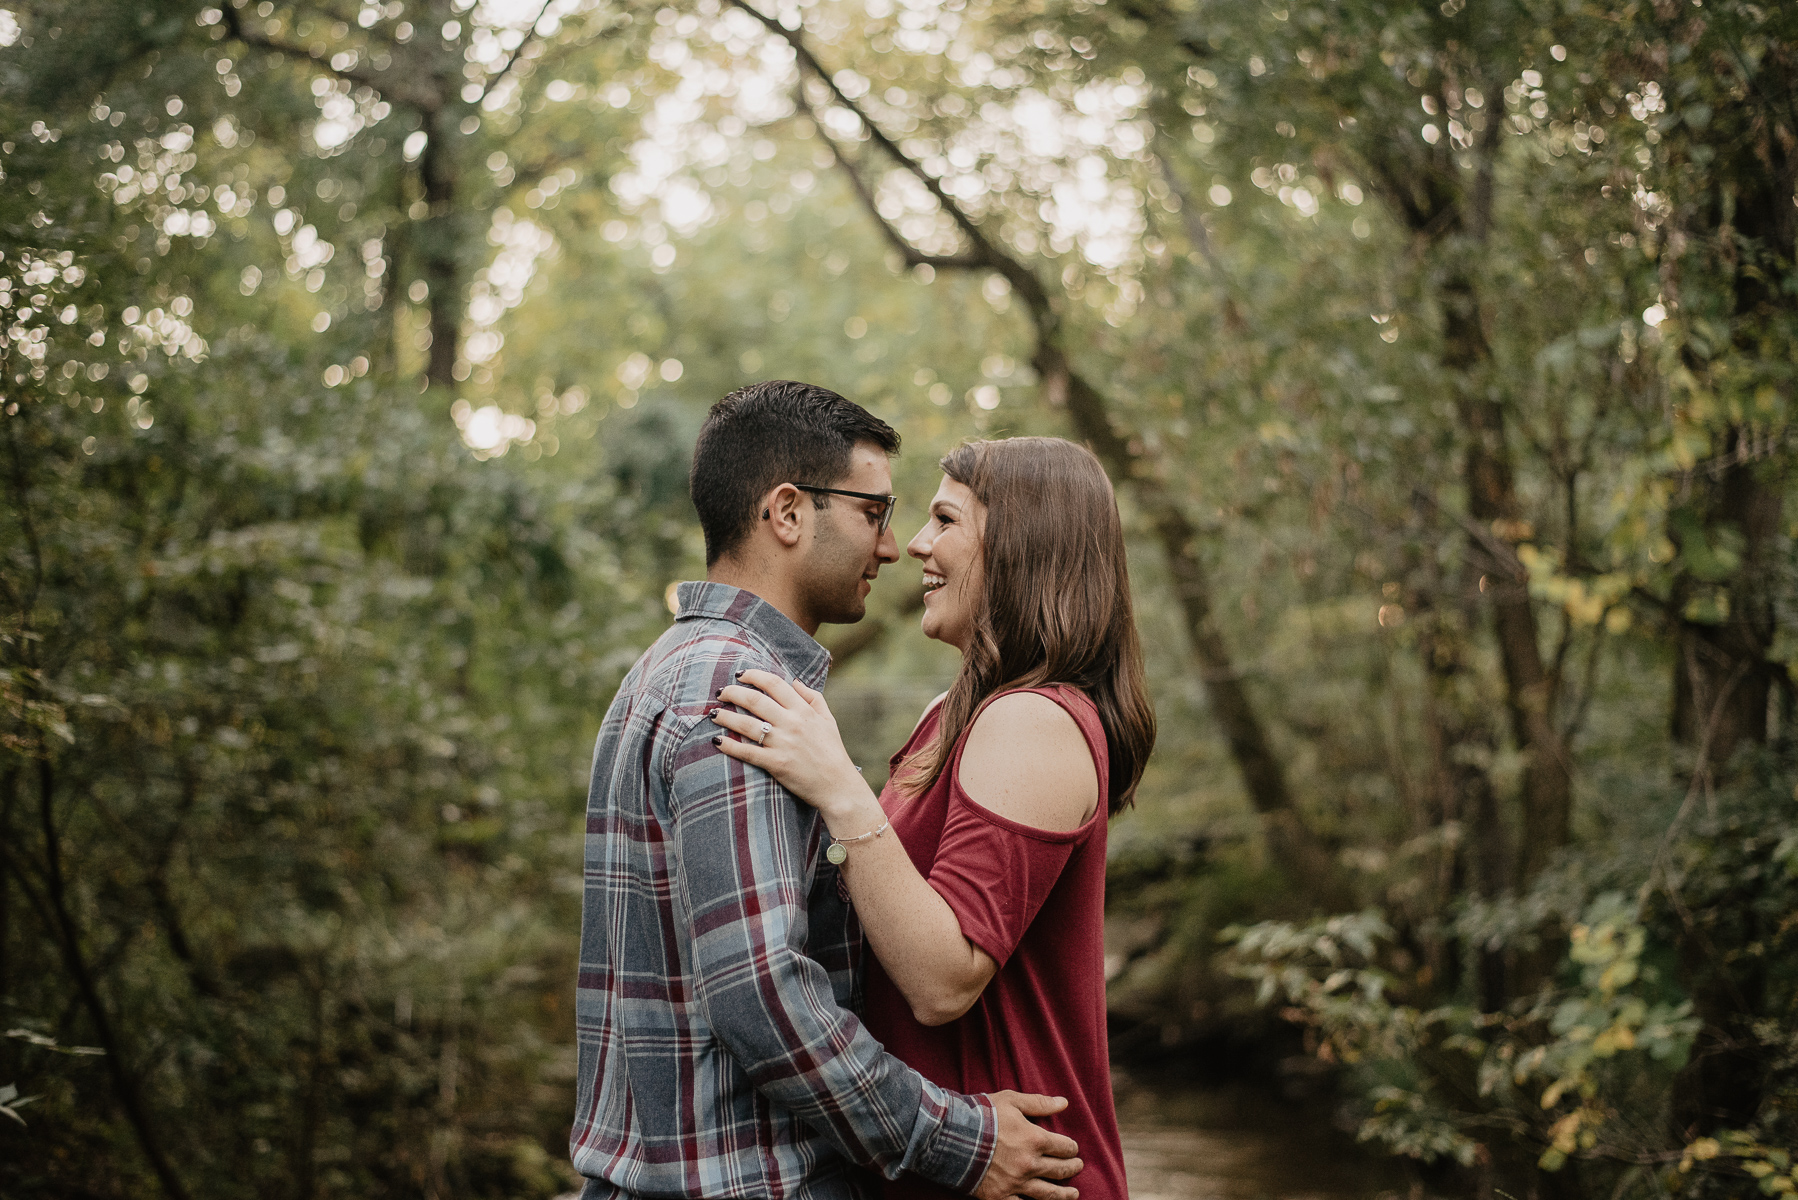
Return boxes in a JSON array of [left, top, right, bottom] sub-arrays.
[[762, 508, 770, 519]]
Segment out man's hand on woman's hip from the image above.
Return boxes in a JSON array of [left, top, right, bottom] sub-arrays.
[[971, 1091, 1082, 1200]]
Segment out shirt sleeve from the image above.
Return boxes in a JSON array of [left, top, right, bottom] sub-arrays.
[[667, 714, 997, 1190], [926, 795, 1080, 969]]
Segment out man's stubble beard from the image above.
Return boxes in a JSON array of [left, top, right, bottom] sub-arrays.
[[799, 507, 871, 628]]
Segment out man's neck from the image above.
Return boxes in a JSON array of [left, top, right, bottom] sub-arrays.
[[706, 559, 817, 637]]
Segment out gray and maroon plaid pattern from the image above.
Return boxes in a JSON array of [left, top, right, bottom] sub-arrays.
[[572, 582, 997, 1199]]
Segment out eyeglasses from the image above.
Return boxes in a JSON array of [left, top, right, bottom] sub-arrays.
[[793, 484, 898, 533]]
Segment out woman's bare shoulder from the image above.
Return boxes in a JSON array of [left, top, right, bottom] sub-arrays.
[[957, 691, 1098, 832]]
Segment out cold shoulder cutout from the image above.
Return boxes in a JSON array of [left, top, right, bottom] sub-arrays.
[[957, 689, 1100, 832]]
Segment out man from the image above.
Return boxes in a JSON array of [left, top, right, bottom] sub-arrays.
[[572, 381, 1083, 1200]]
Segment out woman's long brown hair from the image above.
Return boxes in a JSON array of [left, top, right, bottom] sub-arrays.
[[896, 437, 1157, 814]]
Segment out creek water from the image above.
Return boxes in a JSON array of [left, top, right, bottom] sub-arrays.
[[1114, 1074, 1407, 1200]]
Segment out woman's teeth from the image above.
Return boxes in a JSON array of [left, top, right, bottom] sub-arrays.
[[922, 573, 946, 591]]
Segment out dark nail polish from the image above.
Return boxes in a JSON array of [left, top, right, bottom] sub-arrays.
[[716, 688, 724, 698], [711, 735, 722, 747], [734, 670, 744, 679]]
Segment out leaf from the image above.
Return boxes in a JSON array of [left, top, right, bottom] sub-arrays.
[[5, 1028, 104, 1056], [0, 1084, 40, 1125]]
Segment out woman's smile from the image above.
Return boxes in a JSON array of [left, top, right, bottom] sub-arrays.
[[907, 476, 984, 651]]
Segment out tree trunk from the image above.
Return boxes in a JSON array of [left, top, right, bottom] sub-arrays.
[[1666, 13, 1794, 762], [1441, 276, 1573, 887], [1664, 120, 1793, 766], [1669, 448, 1784, 767], [1412, 509, 1512, 1009], [417, 104, 461, 390], [1662, 31, 1794, 1134], [1038, 347, 1340, 892]]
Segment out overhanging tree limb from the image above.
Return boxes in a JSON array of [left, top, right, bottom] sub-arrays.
[[728, 0, 1049, 311], [735, 0, 1337, 884], [220, 6, 444, 110], [474, 0, 555, 106], [800, 103, 984, 272]]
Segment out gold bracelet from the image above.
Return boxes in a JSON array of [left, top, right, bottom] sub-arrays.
[[826, 820, 889, 864]]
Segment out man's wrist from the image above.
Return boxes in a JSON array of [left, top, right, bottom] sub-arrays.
[[909, 1086, 997, 1193]]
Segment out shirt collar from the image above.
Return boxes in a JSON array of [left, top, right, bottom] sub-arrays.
[[674, 581, 831, 686]]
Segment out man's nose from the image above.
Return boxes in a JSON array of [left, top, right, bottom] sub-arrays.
[[875, 524, 901, 564]]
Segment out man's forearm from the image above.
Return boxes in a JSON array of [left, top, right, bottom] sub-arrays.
[[701, 968, 996, 1187], [672, 728, 996, 1186]]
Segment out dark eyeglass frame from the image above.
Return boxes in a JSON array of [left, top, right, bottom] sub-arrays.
[[793, 484, 898, 533]]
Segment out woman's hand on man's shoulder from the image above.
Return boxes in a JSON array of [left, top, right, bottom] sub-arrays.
[[957, 692, 1098, 832]]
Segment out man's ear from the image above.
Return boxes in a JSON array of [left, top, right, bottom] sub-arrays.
[[762, 483, 807, 549]]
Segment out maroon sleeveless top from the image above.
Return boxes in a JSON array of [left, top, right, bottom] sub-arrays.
[[862, 686, 1126, 1200]]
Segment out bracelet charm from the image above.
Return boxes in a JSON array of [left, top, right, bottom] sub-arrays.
[[826, 819, 890, 864]]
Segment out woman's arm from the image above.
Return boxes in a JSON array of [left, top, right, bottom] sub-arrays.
[[711, 675, 1098, 1026]]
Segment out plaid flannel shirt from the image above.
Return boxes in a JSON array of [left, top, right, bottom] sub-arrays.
[[572, 582, 998, 1199]]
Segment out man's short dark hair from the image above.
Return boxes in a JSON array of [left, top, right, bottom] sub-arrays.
[[690, 380, 900, 566]]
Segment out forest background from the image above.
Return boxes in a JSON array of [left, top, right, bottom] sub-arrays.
[[1, 0, 1794, 1196]]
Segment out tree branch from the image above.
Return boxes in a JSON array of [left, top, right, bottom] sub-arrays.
[[474, 0, 555, 106], [799, 102, 984, 271], [0, 792, 58, 946], [1648, 656, 1752, 1008], [1411, 487, 1529, 581], [32, 757, 191, 1200], [1110, 0, 1212, 62], [1559, 617, 1608, 747], [727, 0, 1049, 310], [737, 2, 1339, 886], [1148, 134, 1252, 335], [221, 5, 444, 110], [1152, 146, 1226, 275]]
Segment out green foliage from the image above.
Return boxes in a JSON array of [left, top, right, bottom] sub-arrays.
[[1227, 894, 1699, 1173], [2, 0, 1794, 1195], [1227, 752, 1798, 1196], [0, 5, 654, 1193]]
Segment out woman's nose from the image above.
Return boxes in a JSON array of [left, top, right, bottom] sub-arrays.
[[906, 524, 930, 560]]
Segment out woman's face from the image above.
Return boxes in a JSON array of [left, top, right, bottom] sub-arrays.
[[907, 475, 985, 652]]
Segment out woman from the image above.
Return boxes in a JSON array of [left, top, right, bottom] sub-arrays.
[[710, 437, 1155, 1200]]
